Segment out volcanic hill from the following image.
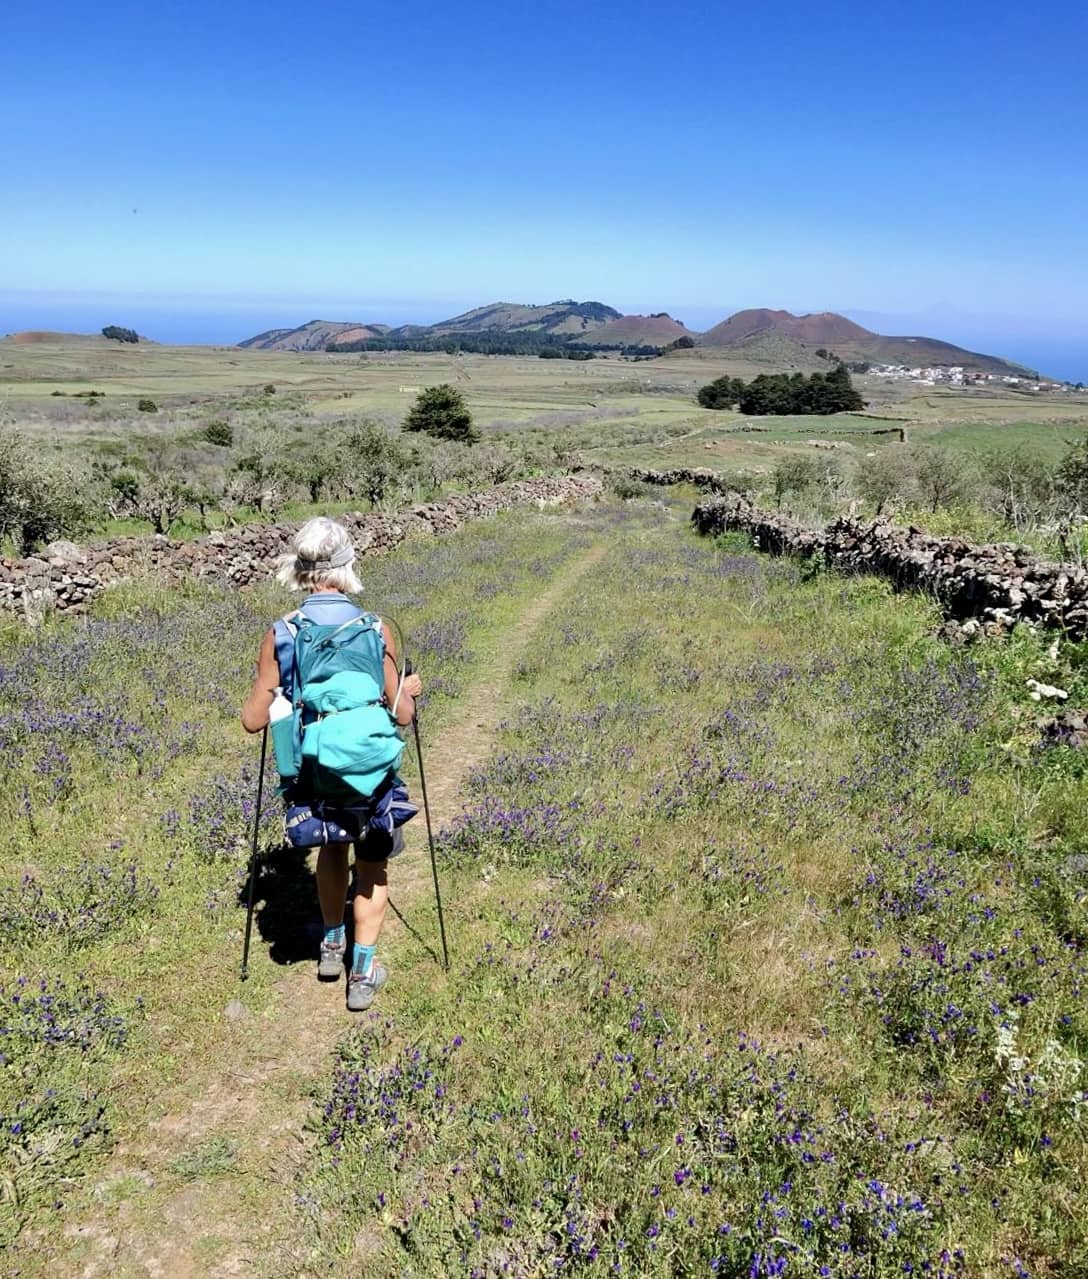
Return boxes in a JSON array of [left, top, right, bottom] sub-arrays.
[[575, 313, 696, 347], [238, 320, 390, 352], [237, 302, 1037, 375], [698, 308, 1035, 376]]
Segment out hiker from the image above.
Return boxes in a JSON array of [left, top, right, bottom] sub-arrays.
[[241, 517, 423, 1011]]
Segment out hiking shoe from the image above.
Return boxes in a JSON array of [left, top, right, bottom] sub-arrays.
[[346, 962, 388, 1012], [317, 936, 346, 981]]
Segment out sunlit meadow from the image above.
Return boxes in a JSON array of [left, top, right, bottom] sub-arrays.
[[2, 497, 1087, 1276]]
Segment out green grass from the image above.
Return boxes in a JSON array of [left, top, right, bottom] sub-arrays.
[[0, 507, 602, 1260], [4, 494, 1088, 1273], [295, 513, 1088, 1275], [908, 417, 1088, 461]]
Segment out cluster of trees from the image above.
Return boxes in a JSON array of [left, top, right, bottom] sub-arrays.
[[539, 347, 596, 361], [328, 331, 664, 360], [329, 332, 568, 357], [698, 365, 865, 415], [102, 326, 138, 343]]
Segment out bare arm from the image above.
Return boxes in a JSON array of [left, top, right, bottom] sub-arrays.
[[381, 623, 422, 726], [241, 629, 279, 733]]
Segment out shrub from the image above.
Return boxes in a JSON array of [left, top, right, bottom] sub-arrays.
[[101, 325, 138, 344], [263, 383, 276, 395], [855, 446, 918, 515], [0, 427, 100, 553], [1057, 437, 1088, 513], [137, 398, 158, 413], [772, 455, 824, 507], [611, 476, 652, 500], [202, 420, 233, 447]]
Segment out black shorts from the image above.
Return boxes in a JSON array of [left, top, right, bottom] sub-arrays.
[[354, 825, 405, 863]]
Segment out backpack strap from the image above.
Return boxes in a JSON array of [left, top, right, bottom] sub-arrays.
[[273, 610, 304, 702]]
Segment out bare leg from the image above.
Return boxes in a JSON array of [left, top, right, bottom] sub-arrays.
[[353, 859, 389, 947], [316, 842, 351, 929]]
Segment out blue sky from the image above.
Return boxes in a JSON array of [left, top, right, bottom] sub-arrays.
[[3, 0, 1087, 373]]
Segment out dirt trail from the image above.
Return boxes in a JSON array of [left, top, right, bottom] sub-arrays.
[[60, 539, 609, 1279]]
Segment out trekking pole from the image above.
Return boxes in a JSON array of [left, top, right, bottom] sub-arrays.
[[240, 726, 268, 982], [405, 660, 450, 972]]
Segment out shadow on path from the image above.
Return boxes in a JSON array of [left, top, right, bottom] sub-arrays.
[[238, 843, 321, 966]]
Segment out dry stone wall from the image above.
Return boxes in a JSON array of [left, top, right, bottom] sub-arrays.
[[693, 495, 1088, 639], [630, 468, 735, 494], [1, 473, 602, 623]]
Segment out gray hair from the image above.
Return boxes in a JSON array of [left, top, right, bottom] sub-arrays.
[[275, 516, 363, 593]]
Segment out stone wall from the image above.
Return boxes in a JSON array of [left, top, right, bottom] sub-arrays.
[[631, 468, 735, 493], [692, 495, 1088, 638], [1, 473, 602, 622]]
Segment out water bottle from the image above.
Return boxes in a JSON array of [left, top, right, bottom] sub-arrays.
[[269, 686, 299, 780]]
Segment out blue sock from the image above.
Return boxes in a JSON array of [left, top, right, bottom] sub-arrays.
[[324, 924, 345, 946], [352, 942, 377, 977]]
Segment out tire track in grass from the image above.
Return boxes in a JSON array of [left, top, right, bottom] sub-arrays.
[[57, 536, 611, 1279]]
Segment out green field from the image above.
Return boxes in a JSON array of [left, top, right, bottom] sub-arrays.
[[4, 338, 1086, 474], [3, 337, 1088, 563], [3, 494, 1088, 1275]]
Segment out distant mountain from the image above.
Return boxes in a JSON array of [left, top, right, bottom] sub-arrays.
[[236, 302, 1038, 376], [701, 309, 872, 347], [410, 300, 621, 339], [238, 302, 621, 351], [575, 313, 696, 347], [698, 308, 1035, 376], [239, 320, 390, 352]]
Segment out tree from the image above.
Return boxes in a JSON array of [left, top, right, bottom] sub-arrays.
[[697, 376, 745, 410], [229, 426, 294, 514], [855, 447, 917, 516], [0, 427, 100, 552], [912, 445, 967, 513], [102, 325, 138, 343], [403, 384, 479, 443], [981, 447, 1057, 531], [343, 421, 412, 507], [823, 363, 865, 412], [135, 476, 187, 534]]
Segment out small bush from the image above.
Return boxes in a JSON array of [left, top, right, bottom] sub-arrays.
[[137, 398, 158, 413], [263, 383, 276, 395], [202, 420, 233, 447], [611, 476, 652, 500]]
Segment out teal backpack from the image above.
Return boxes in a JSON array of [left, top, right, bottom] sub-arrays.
[[272, 612, 405, 801]]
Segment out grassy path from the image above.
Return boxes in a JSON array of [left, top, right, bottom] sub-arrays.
[[58, 535, 612, 1279]]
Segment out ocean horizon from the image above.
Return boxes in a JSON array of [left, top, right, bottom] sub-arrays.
[[2, 294, 1085, 384]]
